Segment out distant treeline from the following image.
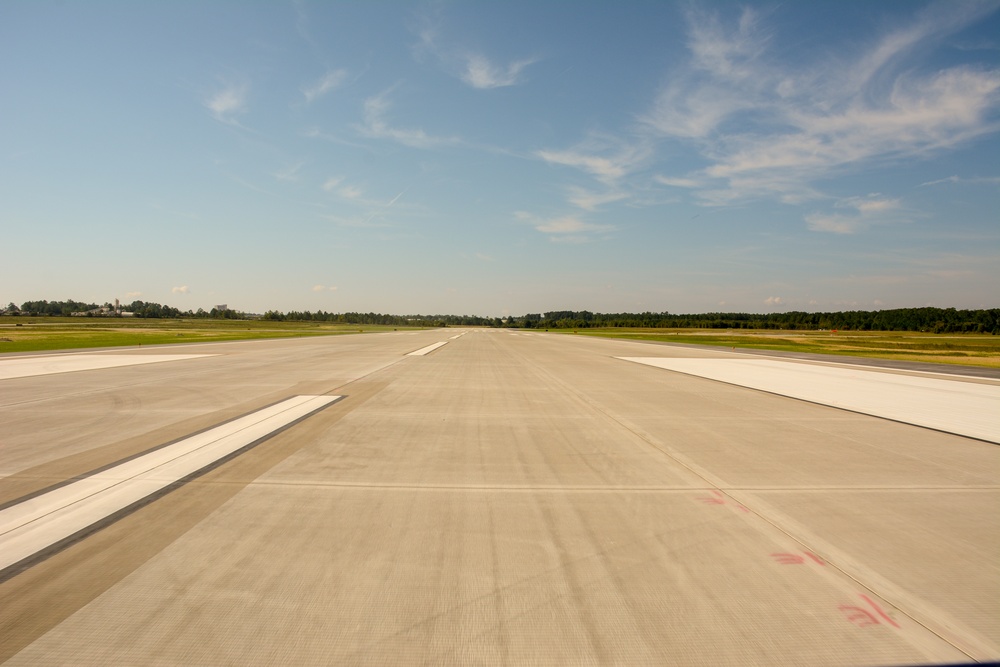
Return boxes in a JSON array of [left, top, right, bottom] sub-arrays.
[[4, 301, 998, 333], [263, 307, 1000, 333], [511, 308, 1000, 333], [10, 300, 243, 319], [263, 310, 467, 328]]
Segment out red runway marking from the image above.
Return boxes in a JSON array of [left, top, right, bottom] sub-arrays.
[[839, 594, 900, 629], [770, 551, 825, 566], [859, 594, 900, 628], [771, 552, 806, 565], [697, 491, 752, 514], [839, 605, 879, 627], [804, 551, 825, 565]]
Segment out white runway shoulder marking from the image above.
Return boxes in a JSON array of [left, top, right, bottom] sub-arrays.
[[0, 353, 216, 380], [619, 357, 1000, 443], [407, 342, 448, 356], [0, 395, 340, 574]]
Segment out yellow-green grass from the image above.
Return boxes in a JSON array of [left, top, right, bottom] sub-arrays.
[[0, 318, 422, 354], [557, 328, 1000, 369]]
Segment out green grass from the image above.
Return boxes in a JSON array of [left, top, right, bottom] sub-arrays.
[[0, 318, 421, 353], [555, 328, 1000, 368]]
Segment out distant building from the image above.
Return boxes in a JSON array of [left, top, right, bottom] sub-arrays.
[[214, 304, 228, 312], [71, 307, 113, 316]]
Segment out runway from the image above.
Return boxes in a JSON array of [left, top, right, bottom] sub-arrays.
[[1, 330, 997, 665]]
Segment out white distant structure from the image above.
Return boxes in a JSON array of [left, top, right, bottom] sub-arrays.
[[70, 298, 133, 317]]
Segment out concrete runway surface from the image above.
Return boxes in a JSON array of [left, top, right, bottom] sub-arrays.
[[1, 330, 997, 665]]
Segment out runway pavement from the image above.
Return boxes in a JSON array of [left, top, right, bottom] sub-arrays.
[[1, 330, 997, 665]]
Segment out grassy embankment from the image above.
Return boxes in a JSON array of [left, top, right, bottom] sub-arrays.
[[0, 318, 418, 354], [562, 328, 1000, 369]]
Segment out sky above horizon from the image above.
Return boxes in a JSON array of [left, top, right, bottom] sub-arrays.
[[2, 1, 999, 316]]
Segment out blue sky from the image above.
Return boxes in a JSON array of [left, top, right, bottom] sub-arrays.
[[2, 1, 998, 316]]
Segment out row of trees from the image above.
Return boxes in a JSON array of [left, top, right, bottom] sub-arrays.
[[255, 306, 1000, 333], [508, 308, 1000, 334], [261, 310, 493, 328], [13, 300, 100, 316], [6, 300, 243, 320], [4, 301, 998, 334]]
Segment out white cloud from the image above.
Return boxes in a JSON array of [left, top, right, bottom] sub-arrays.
[[205, 84, 248, 123], [516, 211, 615, 242], [303, 69, 347, 103], [356, 89, 458, 149], [806, 195, 904, 234], [804, 212, 867, 235], [920, 174, 1000, 186], [125, 291, 142, 298], [688, 6, 769, 83], [322, 176, 343, 191], [312, 284, 338, 292], [764, 296, 783, 305], [537, 140, 650, 185], [171, 285, 190, 294], [567, 186, 627, 211], [534, 216, 604, 234], [274, 161, 305, 182], [654, 175, 703, 189], [852, 196, 900, 214], [475, 252, 495, 262], [321, 213, 388, 228], [538, 150, 625, 180], [639, 3, 1000, 209], [461, 54, 536, 89], [410, 12, 536, 89], [339, 185, 364, 199]]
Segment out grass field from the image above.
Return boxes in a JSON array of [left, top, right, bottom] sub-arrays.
[[564, 328, 1000, 369], [0, 318, 419, 353], [4, 319, 998, 368]]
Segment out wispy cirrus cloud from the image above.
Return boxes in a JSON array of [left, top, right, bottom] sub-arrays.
[[461, 54, 536, 89], [566, 186, 628, 211], [338, 185, 363, 199], [356, 88, 458, 149], [538, 150, 628, 181], [411, 11, 537, 89], [645, 2, 1000, 213], [274, 161, 305, 182], [303, 69, 347, 103], [205, 83, 249, 124], [537, 139, 651, 185], [515, 210, 615, 243], [653, 175, 704, 189], [321, 184, 410, 229], [919, 174, 1000, 186], [805, 195, 904, 234]]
